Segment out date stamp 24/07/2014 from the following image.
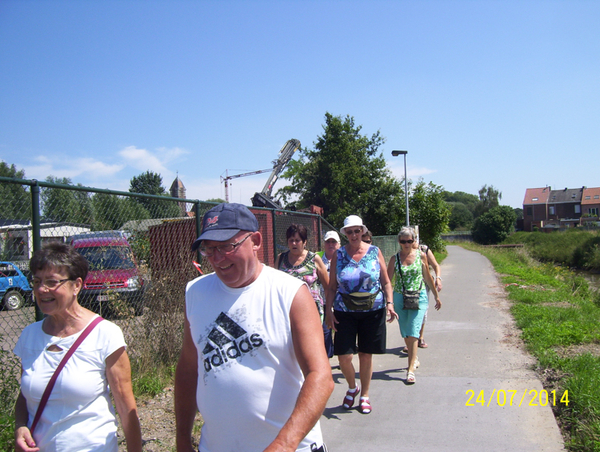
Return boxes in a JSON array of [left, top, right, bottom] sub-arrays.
[[465, 389, 569, 407]]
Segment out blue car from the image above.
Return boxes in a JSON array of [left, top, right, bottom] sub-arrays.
[[0, 261, 33, 310]]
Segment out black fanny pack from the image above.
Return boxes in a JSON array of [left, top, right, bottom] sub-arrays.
[[340, 291, 380, 311], [396, 253, 423, 310]]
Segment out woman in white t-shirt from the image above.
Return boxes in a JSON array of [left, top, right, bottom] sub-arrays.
[[13, 242, 142, 452]]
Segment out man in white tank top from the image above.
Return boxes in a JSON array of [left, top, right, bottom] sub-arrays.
[[175, 203, 333, 452]]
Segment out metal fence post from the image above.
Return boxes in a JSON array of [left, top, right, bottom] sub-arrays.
[[194, 200, 202, 261], [272, 207, 278, 264], [31, 180, 43, 321]]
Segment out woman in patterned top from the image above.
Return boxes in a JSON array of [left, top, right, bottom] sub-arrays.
[[325, 215, 397, 415], [275, 224, 329, 320], [386, 226, 441, 384]]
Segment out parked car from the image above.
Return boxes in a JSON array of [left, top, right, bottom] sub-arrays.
[[68, 230, 129, 244], [0, 261, 32, 310], [72, 236, 145, 317]]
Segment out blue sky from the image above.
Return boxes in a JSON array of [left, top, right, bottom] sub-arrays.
[[1, 0, 598, 210]]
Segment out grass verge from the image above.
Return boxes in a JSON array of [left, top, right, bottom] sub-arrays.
[[461, 242, 600, 451]]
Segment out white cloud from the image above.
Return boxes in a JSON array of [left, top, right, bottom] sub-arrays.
[[156, 146, 190, 161], [69, 158, 125, 178], [18, 145, 191, 191], [388, 162, 437, 181], [118, 145, 191, 180], [408, 166, 437, 178], [23, 155, 124, 182], [119, 146, 169, 174]]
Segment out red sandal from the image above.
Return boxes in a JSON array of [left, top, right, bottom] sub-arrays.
[[359, 396, 372, 414], [342, 386, 360, 409]]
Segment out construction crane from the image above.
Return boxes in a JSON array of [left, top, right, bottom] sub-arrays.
[[252, 139, 301, 209], [220, 168, 271, 203]]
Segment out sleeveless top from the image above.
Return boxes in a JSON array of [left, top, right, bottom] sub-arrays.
[[394, 251, 424, 293], [185, 265, 324, 452], [333, 245, 385, 312], [278, 250, 324, 316], [317, 251, 331, 272]]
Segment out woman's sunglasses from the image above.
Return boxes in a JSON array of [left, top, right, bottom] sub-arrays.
[[399, 239, 414, 244], [346, 228, 363, 235]]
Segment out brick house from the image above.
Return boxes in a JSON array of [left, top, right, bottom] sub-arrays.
[[545, 187, 585, 229], [522, 186, 600, 231], [581, 187, 600, 226], [523, 187, 551, 231]]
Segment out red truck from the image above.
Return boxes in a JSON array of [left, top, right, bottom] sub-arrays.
[[72, 235, 145, 317]]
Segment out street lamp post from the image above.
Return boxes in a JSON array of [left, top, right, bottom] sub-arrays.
[[392, 150, 409, 226]]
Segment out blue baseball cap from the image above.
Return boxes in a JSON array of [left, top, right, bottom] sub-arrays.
[[191, 203, 259, 251]]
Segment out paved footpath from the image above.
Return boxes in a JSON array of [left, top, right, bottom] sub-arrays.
[[320, 245, 565, 452]]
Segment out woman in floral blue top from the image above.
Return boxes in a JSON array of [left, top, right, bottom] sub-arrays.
[[325, 215, 397, 415]]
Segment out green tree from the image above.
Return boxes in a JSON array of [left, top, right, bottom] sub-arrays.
[[513, 207, 523, 221], [91, 194, 151, 231], [41, 176, 93, 225], [130, 171, 165, 197], [447, 202, 474, 231], [443, 190, 479, 216], [472, 205, 516, 245], [92, 193, 124, 230], [277, 113, 405, 235], [0, 161, 31, 219], [409, 181, 451, 252], [129, 171, 181, 219], [474, 184, 502, 218]]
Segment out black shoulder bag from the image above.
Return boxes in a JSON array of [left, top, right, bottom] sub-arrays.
[[396, 253, 422, 310]]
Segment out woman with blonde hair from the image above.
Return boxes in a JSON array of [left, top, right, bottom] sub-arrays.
[[387, 226, 441, 384]]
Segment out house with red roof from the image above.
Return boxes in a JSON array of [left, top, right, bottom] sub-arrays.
[[581, 187, 600, 226], [522, 187, 551, 231], [522, 186, 599, 231]]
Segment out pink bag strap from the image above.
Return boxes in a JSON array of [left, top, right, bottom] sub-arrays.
[[30, 316, 104, 433]]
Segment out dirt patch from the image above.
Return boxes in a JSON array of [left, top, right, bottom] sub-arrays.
[[483, 281, 533, 358], [117, 386, 202, 452], [540, 301, 578, 308], [554, 342, 600, 359]]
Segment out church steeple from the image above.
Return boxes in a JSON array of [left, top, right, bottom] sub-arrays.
[[170, 173, 187, 216]]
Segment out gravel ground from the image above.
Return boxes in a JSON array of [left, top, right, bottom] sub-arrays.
[[117, 386, 202, 452]]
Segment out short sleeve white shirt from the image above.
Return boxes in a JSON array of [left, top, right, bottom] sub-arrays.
[[14, 316, 126, 452]]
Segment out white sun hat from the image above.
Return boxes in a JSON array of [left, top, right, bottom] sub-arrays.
[[341, 215, 367, 236]]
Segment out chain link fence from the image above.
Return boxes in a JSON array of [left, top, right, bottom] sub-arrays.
[[0, 176, 336, 447]]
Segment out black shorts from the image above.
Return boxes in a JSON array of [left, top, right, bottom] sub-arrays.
[[333, 308, 386, 355]]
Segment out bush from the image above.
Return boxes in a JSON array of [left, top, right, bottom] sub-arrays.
[[573, 236, 600, 270], [0, 343, 21, 452], [472, 205, 516, 245], [506, 230, 600, 271], [126, 258, 198, 395]]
